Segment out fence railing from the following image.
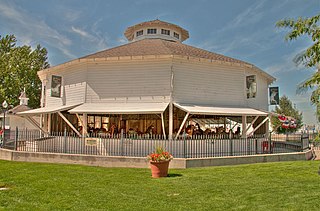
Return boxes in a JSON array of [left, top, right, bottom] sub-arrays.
[[1, 130, 312, 159]]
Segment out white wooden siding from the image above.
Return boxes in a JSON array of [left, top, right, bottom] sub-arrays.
[[42, 56, 270, 111], [45, 63, 87, 107], [86, 58, 172, 103], [173, 58, 246, 107]]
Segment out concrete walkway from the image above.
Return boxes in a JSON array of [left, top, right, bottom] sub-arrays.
[[312, 147, 320, 160]]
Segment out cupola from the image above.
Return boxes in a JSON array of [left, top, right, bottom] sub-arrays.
[[19, 88, 29, 106], [124, 19, 189, 43]]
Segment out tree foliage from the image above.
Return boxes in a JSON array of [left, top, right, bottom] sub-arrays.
[[271, 95, 303, 134], [276, 14, 320, 67], [0, 34, 49, 108], [276, 14, 320, 122]]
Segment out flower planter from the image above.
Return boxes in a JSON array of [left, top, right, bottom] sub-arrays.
[[149, 160, 170, 178]]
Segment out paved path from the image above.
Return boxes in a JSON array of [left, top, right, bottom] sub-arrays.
[[312, 147, 320, 160]]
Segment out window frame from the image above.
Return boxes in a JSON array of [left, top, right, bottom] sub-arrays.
[[161, 29, 170, 36], [147, 28, 157, 34], [174, 32, 180, 39], [136, 30, 143, 37]]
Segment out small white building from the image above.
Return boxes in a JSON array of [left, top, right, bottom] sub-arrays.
[[1, 90, 39, 132], [19, 20, 275, 139]]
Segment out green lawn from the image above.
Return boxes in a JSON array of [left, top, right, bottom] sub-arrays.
[[0, 160, 319, 210]]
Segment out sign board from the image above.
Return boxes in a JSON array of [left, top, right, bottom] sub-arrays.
[[246, 75, 257, 98], [269, 87, 279, 105], [51, 75, 62, 98], [85, 138, 98, 146]]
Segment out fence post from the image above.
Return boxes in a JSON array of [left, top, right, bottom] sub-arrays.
[[300, 133, 309, 151], [255, 138, 258, 154], [269, 132, 272, 154], [14, 126, 18, 151]]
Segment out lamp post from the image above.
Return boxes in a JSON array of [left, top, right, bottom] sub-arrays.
[[2, 100, 8, 146]]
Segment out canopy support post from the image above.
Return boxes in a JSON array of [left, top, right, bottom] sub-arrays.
[[76, 113, 87, 136], [241, 115, 247, 138], [244, 116, 260, 135], [82, 113, 87, 136], [169, 102, 173, 140], [58, 111, 81, 137], [175, 112, 190, 140], [161, 112, 166, 139], [249, 116, 269, 136], [48, 113, 51, 134], [24, 116, 48, 135]]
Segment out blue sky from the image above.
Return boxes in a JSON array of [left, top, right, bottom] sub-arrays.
[[0, 0, 319, 125]]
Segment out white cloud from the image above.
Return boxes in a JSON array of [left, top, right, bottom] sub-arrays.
[[0, 1, 75, 59], [71, 24, 109, 51], [211, 0, 267, 38], [71, 26, 90, 38], [117, 37, 127, 44], [264, 48, 307, 75]]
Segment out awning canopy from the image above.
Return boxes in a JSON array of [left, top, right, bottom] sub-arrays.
[[68, 102, 169, 114], [174, 103, 268, 116], [17, 104, 81, 116]]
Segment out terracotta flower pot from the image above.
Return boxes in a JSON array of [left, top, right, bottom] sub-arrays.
[[150, 160, 170, 178]]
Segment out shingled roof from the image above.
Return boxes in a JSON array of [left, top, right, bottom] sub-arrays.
[[82, 38, 250, 65]]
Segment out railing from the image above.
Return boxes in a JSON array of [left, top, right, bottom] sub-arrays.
[[1, 130, 312, 159]]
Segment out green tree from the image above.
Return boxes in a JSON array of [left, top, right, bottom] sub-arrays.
[[271, 95, 303, 134], [0, 34, 49, 108], [276, 14, 320, 121]]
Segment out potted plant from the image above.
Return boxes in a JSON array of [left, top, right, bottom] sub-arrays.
[[147, 146, 173, 178]]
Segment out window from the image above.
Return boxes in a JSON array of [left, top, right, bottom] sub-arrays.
[[86, 116, 109, 132], [102, 117, 109, 130], [147, 28, 157, 34], [174, 32, 180, 39], [161, 29, 170, 35], [136, 30, 143, 37]]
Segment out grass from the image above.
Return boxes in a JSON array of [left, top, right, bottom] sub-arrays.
[[0, 160, 319, 210]]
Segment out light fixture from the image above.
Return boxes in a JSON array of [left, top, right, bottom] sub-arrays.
[[2, 100, 8, 109]]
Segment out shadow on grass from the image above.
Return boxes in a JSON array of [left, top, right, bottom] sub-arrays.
[[167, 173, 183, 178]]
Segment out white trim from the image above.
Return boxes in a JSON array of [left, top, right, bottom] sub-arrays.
[[68, 102, 169, 114], [17, 104, 81, 115], [174, 103, 268, 116]]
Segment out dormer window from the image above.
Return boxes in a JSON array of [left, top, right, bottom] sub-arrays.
[[136, 30, 143, 37], [174, 32, 180, 39], [161, 29, 170, 35], [147, 28, 157, 34]]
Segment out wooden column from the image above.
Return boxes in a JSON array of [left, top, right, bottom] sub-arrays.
[[83, 113, 87, 136], [169, 102, 173, 140], [242, 115, 247, 138], [161, 112, 166, 139], [48, 113, 51, 134]]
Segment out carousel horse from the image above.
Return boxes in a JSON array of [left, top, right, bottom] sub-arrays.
[[185, 125, 195, 137], [193, 123, 203, 135], [146, 125, 156, 135], [204, 128, 212, 136], [110, 124, 118, 137]]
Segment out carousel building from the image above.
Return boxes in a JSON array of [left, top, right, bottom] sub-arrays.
[[19, 20, 275, 139]]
